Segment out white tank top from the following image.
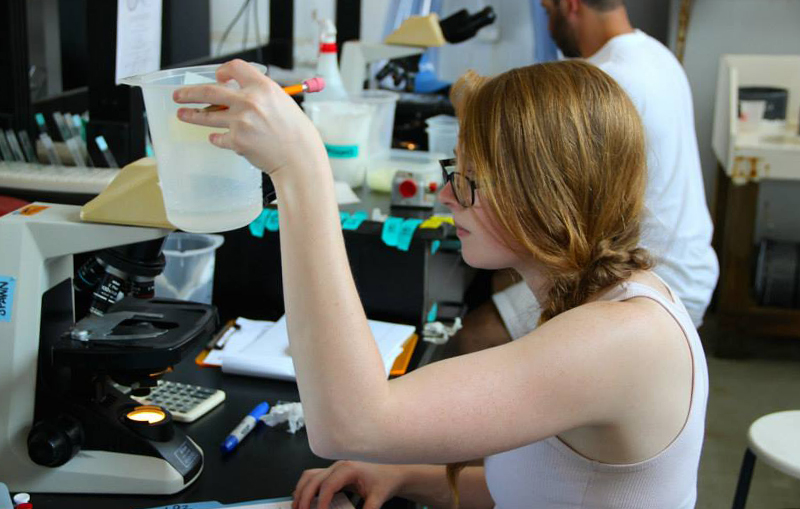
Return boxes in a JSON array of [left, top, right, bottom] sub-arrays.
[[484, 279, 709, 509]]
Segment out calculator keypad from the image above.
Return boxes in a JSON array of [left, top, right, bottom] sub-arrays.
[[132, 381, 225, 423]]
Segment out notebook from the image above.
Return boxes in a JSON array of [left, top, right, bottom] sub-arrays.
[[218, 315, 416, 381]]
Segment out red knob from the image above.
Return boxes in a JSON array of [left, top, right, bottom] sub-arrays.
[[428, 182, 438, 193], [399, 179, 417, 198]]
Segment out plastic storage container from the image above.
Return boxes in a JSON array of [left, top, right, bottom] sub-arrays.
[[303, 100, 374, 188], [154, 232, 224, 304], [121, 64, 266, 233], [425, 115, 459, 157], [353, 90, 400, 158]]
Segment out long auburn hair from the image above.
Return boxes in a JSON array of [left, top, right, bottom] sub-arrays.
[[445, 60, 652, 507]]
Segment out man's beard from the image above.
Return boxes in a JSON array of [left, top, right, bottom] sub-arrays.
[[550, 11, 582, 58]]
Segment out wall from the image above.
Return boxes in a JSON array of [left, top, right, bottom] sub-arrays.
[[626, 0, 670, 44], [210, 0, 271, 57], [210, 0, 334, 67], [670, 0, 800, 241]]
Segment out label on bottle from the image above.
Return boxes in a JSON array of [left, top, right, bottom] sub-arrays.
[[325, 144, 359, 159]]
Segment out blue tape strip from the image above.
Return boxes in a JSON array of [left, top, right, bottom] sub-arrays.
[[342, 210, 368, 231], [325, 144, 359, 158], [265, 209, 280, 232], [431, 240, 441, 255], [340, 211, 351, 224], [381, 217, 405, 247], [427, 302, 439, 323], [396, 219, 423, 252], [0, 276, 17, 323], [248, 209, 269, 238]]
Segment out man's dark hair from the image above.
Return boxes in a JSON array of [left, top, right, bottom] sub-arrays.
[[583, 0, 625, 10], [555, 0, 625, 11]]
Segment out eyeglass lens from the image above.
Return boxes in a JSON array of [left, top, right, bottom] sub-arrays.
[[442, 163, 472, 207]]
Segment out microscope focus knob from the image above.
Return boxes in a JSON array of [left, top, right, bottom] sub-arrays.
[[28, 415, 84, 467]]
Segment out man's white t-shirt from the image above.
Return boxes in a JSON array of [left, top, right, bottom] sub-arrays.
[[494, 30, 719, 332]]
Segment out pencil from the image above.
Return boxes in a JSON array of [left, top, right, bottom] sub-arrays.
[[202, 77, 326, 113]]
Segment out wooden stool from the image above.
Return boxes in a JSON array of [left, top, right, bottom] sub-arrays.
[[732, 410, 800, 508]]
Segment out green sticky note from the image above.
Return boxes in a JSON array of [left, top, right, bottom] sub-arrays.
[[265, 209, 280, 232], [381, 217, 405, 247], [342, 210, 368, 231], [396, 218, 423, 252], [248, 209, 269, 238]]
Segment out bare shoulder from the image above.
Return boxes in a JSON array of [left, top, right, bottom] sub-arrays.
[[529, 275, 687, 363]]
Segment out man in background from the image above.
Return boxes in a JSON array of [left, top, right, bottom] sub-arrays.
[[454, 0, 718, 353]]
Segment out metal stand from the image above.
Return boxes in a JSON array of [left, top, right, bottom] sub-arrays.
[[731, 448, 756, 509]]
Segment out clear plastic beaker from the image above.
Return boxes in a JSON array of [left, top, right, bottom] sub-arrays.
[[155, 232, 225, 304], [352, 90, 400, 158], [303, 100, 374, 188], [425, 115, 459, 158], [122, 64, 266, 233]]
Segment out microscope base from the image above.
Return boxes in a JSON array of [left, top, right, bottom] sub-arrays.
[[2, 438, 203, 494]]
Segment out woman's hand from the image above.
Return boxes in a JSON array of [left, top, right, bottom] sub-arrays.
[[293, 461, 407, 509], [173, 59, 327, 179]]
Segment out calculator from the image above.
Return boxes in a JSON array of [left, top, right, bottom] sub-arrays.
[[128, 380, 226, 423]]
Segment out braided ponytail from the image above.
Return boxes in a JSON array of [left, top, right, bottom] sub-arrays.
[[541, 240, 653, 323]]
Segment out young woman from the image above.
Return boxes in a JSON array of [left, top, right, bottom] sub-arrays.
[[174, 59, 708, 509]]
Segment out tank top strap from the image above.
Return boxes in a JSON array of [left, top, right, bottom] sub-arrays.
[[606, 279, 693, 331]]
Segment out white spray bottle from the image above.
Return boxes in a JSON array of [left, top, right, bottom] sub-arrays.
[[306, 19, 348, 101]]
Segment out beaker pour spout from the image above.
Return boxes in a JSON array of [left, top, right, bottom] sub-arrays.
[[119, 74, 144, 87]]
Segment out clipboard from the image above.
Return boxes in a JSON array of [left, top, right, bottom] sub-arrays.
[[195, 318, 419, 377], [390, 334, 419, 376]]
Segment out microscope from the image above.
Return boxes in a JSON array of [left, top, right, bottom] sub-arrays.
[[0, 202, 217, 494]]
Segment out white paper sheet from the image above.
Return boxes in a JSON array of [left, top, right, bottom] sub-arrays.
[[334, 181, 361, 205], [115, 0, 163, 84], [203, 318, 275, 367], [221, 315, 414, 381]]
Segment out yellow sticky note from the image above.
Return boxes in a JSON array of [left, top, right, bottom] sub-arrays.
[[420, 216, 454, 229]]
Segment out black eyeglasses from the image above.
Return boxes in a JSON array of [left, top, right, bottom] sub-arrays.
[[439, 158, 478, 208]]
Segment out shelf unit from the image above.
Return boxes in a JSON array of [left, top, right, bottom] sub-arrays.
[[711, 54, 800, 345]]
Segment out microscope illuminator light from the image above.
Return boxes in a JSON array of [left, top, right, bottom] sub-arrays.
[[126, 406, 167, 424]]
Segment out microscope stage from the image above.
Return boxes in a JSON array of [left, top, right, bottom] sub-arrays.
[[53, 297, 217, 371]]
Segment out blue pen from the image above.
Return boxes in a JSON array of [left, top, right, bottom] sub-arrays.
[[221, 402, 270, 453]]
